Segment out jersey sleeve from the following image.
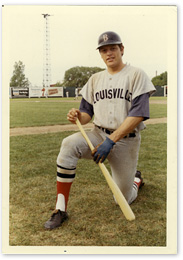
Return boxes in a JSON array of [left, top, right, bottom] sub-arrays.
[[79, 98, 94, 118], [79, 76, 94, 105], [132, 69, 156, 100], [128, 93, 150, 121]]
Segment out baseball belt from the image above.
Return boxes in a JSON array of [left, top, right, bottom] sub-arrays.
[[96, 125, 136, 138]]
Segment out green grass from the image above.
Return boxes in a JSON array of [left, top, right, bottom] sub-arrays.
[[9, 124, 167, 246], [10, 99, 80, 128], [150, 96, 167, 101], [10, 97, 167, 128], [150, 104, 167, 118]]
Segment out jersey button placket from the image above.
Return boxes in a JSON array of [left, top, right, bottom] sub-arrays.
[[108, 77, 114, 127]]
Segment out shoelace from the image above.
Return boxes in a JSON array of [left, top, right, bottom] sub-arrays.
[[50, 210, 60, 219]]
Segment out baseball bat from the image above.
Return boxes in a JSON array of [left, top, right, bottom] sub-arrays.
[[76, 118, 135, 221]]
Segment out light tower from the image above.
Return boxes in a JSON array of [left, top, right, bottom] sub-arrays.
[[42, 14, 52, 90]]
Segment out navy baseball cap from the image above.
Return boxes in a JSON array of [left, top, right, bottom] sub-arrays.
[[96, 31, 122, 49]]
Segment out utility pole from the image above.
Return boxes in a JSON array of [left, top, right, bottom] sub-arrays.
[[42, 14, 52, 92]]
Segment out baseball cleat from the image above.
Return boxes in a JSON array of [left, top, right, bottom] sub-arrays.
[[44, 209, 68, 230], [135, 170, 145, 189]]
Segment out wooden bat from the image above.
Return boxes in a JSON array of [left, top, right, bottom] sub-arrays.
[[76, 118, 135, 221]]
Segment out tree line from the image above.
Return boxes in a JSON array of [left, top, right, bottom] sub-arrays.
[[10, 60, 167, 88], [10, 61, 30, 88], [151, 71, 167, 87]]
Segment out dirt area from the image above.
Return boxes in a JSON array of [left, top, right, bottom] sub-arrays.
[[10, 117, 167, 137]]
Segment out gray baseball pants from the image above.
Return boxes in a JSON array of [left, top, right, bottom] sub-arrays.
[[57, 126, 141, 204]]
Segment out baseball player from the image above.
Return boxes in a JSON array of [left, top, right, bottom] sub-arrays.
[[74, 87, 79, 100], [44, 31, 156, 229]]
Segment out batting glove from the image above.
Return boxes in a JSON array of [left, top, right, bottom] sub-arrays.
[[92, 137, 115, 164]]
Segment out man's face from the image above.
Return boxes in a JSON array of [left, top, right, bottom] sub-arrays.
[[99, 44, 124, 69]]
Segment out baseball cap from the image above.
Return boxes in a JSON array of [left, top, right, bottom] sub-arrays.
[[96, 31, 122, 49]]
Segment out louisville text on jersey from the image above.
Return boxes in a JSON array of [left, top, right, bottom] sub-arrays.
[[93, 88, 132, 104]]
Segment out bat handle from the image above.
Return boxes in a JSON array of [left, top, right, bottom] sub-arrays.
[[76, 118, 94, 150]]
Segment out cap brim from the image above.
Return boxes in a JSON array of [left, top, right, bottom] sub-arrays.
[[96, 41, 122, 49]]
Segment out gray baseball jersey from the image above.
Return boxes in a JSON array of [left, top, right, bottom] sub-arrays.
[[80, 64, 156, 132]]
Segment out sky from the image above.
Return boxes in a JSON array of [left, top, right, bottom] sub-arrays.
[[2, 5, 175, 87]]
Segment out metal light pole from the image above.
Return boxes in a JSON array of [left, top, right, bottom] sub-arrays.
[[42, 14, 52, 92]]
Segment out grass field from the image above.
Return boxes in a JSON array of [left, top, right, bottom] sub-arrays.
[[10, 97, 167, 128], [9, 125, 167, 246], [10, 99, 80, 128], [9, 95, 167, 246]]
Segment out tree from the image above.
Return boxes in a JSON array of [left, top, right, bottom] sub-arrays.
[[151, 71, 167, 87], [55, 81, 63, 87], [60, 66, 105, 87], [10, 61, 30, 88]]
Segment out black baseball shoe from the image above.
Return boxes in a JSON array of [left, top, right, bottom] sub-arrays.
[[135, 170, 145, 189], [44, 209, 68, 230]]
